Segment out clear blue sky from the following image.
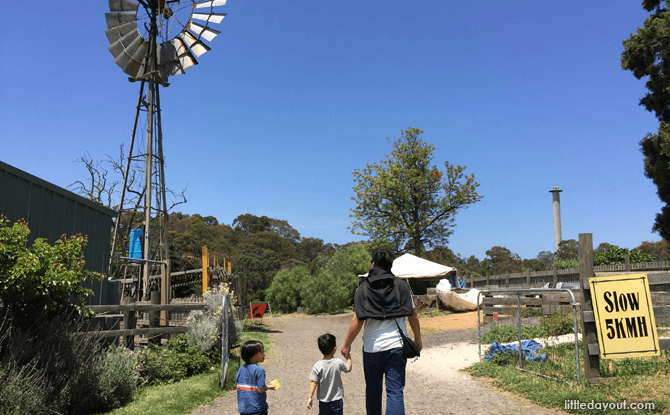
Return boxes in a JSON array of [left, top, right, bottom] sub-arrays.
[[0, 1, 664, 261]]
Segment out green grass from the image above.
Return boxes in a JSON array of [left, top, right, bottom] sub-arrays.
[[466, 345, 670, 414], [97, 323, 272, 415]]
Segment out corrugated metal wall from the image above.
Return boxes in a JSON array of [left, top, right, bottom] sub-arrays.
[[0, 160, 119, 305]]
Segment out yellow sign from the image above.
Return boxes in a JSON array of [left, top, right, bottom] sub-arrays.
[[590, 273, 660, 359]]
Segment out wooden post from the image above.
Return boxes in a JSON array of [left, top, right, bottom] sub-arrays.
[[160, 260, 170, 326], [228, 261, 231, 273], [553, 264, 558, 284], [122, 296, 136, 349], [485, 273, 490, 288], [149, 291, 161, 345], [578, 233, 600, 381], [625, 253, 631, 272], [526, 269, 531, 287], [202, 246, 209, 295]]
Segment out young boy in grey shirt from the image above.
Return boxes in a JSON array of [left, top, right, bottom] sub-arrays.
[[307, 333, 352, 414]]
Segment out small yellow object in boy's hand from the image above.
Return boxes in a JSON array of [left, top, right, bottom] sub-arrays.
[[271, 379, 280, 389]]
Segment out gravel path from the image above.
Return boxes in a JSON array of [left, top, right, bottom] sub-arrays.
[[191, 313, 568, 415]]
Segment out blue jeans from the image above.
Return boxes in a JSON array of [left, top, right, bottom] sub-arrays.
[[363, 347, 406, 415], [319, 398, 343, 415]]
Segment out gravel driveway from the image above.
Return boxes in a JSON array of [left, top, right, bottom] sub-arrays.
[[191, 313, 568, 415]]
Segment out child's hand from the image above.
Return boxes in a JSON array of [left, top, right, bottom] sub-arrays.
[[307, 397, 313, 410]]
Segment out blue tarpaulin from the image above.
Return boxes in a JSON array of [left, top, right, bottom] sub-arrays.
[[485, 340, 547, 363]]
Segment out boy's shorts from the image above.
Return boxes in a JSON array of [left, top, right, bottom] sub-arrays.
[[319, 398, 343, 415]]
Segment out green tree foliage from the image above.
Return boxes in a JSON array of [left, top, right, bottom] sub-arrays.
[[265, 266, 310, 313], [621, 1, 670, 239], [593, 246, 655, 266], [556, 239, 579, 261], [483, 246, 523, 275], [536, 251, 556, 268], [267, 244, 371, 314], [637, 239, 670, 260], [350, 127, 482, 257], [0, 218, 101, 324], [166, 212, 338, 299]]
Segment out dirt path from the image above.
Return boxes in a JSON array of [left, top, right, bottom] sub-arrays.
[[191, 313, 568, 415]]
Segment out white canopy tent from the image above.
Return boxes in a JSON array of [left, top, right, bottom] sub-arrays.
[[358, 253, 458, 294], [390, 253, 456, 279], [359, 253, 456, 279]]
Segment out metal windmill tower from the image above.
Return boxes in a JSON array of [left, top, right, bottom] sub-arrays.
[[104, 0, 226, 300]]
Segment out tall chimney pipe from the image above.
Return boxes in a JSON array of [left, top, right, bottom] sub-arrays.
[[549, 186, 563, 253]]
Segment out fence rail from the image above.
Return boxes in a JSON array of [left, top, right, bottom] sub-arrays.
[[87, 300, 206, 347], [464, 260, 670, 290]]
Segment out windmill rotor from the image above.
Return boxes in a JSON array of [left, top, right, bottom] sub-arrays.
[[105, 0, 227, 81]]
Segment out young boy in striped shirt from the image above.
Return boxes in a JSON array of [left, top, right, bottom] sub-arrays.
[[236, 340, 277, 415]]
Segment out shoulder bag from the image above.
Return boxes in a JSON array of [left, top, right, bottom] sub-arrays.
[[394, 319, 420, 358]]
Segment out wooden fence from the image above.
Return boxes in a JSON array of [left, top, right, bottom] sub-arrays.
[[87, 294, 206, 349], [463, 258, 670, 291]]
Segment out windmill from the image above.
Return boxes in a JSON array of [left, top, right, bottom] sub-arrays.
[[104, 0, 226, 301]]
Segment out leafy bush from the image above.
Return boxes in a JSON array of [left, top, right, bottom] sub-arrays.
[[553, 259, 579, 269], [266, 266, 310, 312], [593, 245, 655, 266], [135, 334, 215, 385], [267, 244, 371, 314], [542, 310, 578, 337], [0, 217, 102, 326]]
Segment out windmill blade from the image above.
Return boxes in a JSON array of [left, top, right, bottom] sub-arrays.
[[187, 22, 221, 42], [156, 41, 185, 78], [105, 20, 138, 44], [173, 37, 199, 70], [109, 28, 147, 77], [109, 0, 139, 12], [114, 35, 147, 77], [156, 37, 198, 78], [194, 0, 227, 9], [192, 12, 226, 25], [105, 12, 137, 30], [181, 30, 211, 57]]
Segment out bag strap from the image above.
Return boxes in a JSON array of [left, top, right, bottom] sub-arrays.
[[393, 318, 407, 339]]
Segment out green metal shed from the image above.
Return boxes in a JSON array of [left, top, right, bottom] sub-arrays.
[[0, 160, 119, 305]]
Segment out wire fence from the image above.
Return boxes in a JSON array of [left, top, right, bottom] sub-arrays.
[[477, 288, 583, 384]]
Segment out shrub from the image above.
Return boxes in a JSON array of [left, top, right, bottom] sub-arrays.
[[0, 360, 47, 415], [0, 309, 136, 415], [542, 310, 578, 337], [553, 259, 579, 270], [0, 217, 102, 327], [185, 285, 241, 353], [135, 334, 214, 385], [95, 346, 137, 408]]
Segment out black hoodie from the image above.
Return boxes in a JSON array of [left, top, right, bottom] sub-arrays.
[[354, 267, 414, 320]]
